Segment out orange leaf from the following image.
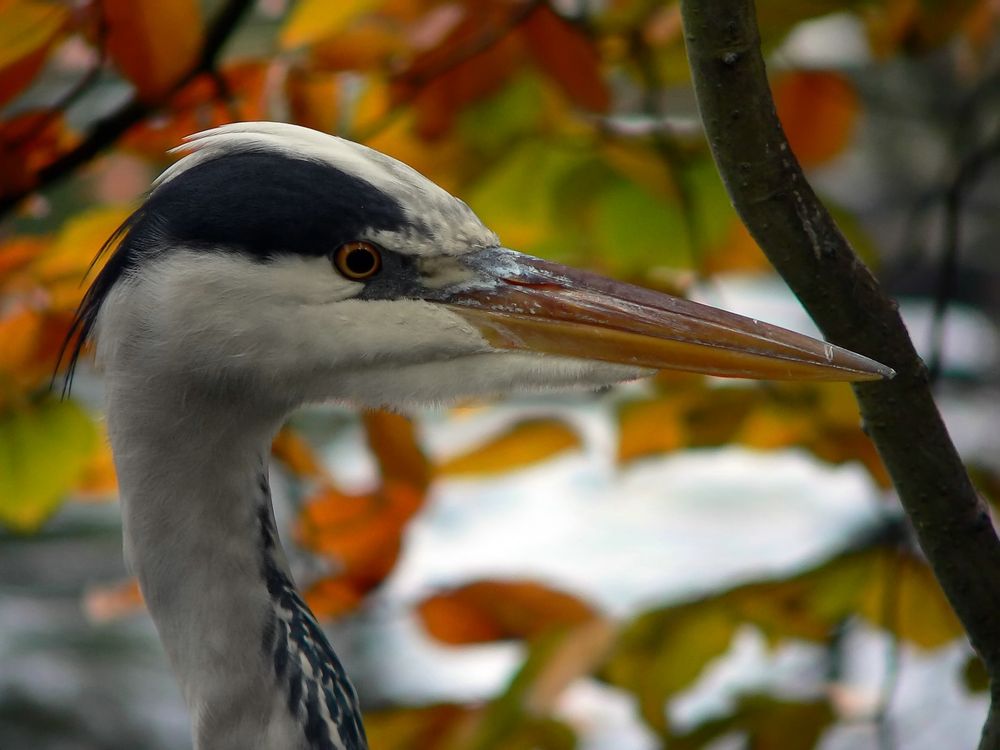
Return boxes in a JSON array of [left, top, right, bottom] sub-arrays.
[[271, 426, 329, 481], [395, 3, 527, 139], [297, 482, 422, 577], [122, 63, 270, 157], [102, 0, 203, 101], [0, 305, 42, 372], [362, 410, 431, 491], [286, 68, 342, 134], [73, 437, 119, 499], [437, 418, 581, 477], [309, 21, 405, 72], [520, 5, 609, 112], [417, 580, 597, 645], [0, 0, 68, 107], [773, 71, 858, 167], [617, 398, 685, 463], [0, 111, 76, 201], [84, 578, 144, 622]]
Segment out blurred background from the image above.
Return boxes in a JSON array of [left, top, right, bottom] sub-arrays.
[[1, 1, 999, 748]]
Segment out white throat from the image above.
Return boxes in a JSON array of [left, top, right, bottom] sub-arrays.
[[106, 379, 365, 750]]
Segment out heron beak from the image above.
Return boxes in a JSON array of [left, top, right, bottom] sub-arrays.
[[442, 249, 894, 381]]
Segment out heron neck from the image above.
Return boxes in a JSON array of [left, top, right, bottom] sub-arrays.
[[106, 384, 366, 750]]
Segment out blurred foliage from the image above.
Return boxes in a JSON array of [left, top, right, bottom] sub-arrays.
[[1, 0, 997, 747]]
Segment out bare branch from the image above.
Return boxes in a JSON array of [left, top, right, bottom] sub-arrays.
[[678, 2, 1000, 746]]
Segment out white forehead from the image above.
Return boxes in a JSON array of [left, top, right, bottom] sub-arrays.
[[154, 121, 499, 255]]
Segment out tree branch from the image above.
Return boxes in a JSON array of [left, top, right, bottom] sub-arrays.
[[0, 0, 254, 221], [679, 2, 1000, 745]]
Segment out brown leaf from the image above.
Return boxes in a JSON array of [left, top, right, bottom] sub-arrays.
[[417, 580, 598, 645], [102, 0, 204, 101], [520, 5, 608, 112], [438, 418, 581, 476]]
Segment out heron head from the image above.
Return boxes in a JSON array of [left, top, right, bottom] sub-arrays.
[[67, 122, 891, 412]]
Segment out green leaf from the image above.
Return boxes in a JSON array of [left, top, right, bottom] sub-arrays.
[[594, 176, 692, 272], [671, 694, 835, 750], [602, 602, 737, 735], [962, 654, 989, 694], [0, 398, 97, 531]]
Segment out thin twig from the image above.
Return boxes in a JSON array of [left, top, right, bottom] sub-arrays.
[[928, 131, 1000, 382]]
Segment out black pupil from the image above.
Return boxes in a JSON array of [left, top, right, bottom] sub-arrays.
[[345, 247, 376, 275]]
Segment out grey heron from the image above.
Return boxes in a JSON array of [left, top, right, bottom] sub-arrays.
[[62, 122, 892, 750]]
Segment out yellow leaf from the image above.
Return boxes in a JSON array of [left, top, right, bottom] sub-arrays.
[[35, 205, 132, 310], [103, 0, 204, 101], [280, 0, 381, 49], [437, 418, 580, 477], [617, 397, 685, 463], [858, 550, 965, 649], [0, 398, 97, 531], [0, 0, 67, 107]]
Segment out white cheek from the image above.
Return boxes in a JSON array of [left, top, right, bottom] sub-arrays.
[[329, 354, 650, 410], [94, 250, 494, 398]]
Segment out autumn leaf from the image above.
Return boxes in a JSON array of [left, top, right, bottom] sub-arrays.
[[417, 580, 598, 645], [601, 601, 737, 734], [438, 418, 581, 477], [671, 694, 835, 750], [464, 620, 611, 748], [364, 704, 475, 750], [363, 410, 431, 491], [271, 426, 329, 482], [857, 549, 965, 649], [83, 577, 144, 623], [0, 0, 68, 107], [0, 397, 97, 531], [520, 5, 609, 113], [773, 71, 859, 167], [102, 0, 204, 101], [280, 0, 382, 50]]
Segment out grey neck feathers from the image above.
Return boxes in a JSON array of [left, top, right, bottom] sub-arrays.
[[106, 385, 367, 750]]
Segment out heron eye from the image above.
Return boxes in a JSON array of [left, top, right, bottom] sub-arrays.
[[333, 241, 382, 280]]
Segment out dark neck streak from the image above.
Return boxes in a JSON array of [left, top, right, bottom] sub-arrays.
[[255, 470, 367, 750]]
